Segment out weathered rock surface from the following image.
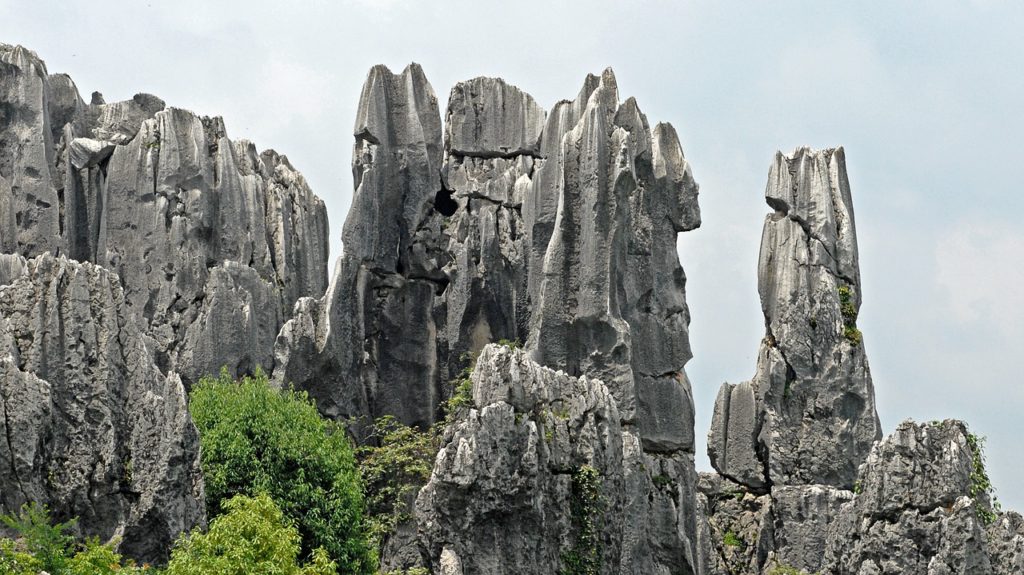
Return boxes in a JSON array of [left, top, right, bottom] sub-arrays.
[[708, 146, 880, 491], [698, 473, 774, 575], [438, 76, 542, 379], [527, 69, 700, 425], [417, 345, 708, 575], [274, 63, 446, 427], [822, 419, 998, 575], [0, 43, 329, 387], [8, 43, 1022, 575], [987, 512, 1024, 575], [402, 67, 709, 573], [0, 253, 204, 563]]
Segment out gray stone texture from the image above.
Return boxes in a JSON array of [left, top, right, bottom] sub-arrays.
[[0, 43, 330, 387], [417, 345, 709, 575], [822, 419, 998, 575], [0, 253, 204, 563], [987, 512, 1024, 575], [274, 63, 446, 428], [708, 146, 881, 490]]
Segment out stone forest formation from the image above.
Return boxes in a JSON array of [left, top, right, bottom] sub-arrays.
[[1, 43, 1022, 574]]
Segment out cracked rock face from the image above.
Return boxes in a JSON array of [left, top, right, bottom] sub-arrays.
[[274, 63, 446, 427], [0, 43, 329, 387], [417, 345, 709, 575], [0, 253, 204, 564], [276, 64, 710, 572], [708, 146, 880, 491], [822, 419, 999, 575]]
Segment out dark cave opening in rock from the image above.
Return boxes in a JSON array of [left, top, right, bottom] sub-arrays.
[[433, 187, 458, 217]]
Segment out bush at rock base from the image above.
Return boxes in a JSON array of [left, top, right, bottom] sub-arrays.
[[164, 493, 336, 575], [189, 368, 374, 574]]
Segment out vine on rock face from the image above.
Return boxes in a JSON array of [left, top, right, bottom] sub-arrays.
[[561, 465, 604, 575], [966, 432, 1001, 524]]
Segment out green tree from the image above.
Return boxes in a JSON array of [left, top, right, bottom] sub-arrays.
[[0, 502, 75, 574], [189, 368, 374, 574], [165, 493, 336, 575], [0, 503, 154, 574], [357, 416, 436, 551]]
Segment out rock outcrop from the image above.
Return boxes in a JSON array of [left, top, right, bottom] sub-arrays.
[[0, 43, 329, 387], [4, 43, 1021, 575], [822, 419, 1006, 575], [417, 345, 709, 575], [0, 253, 204, 563], [274, 63, 446, 426], [708, 147, 880, 491], [701, 147, 881, 574], [699, 149, 1023, 575], [406, 68, 707, 573]]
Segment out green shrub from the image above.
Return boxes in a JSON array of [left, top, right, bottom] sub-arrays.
[[0, 502, 75, 573], [441, 352, 477, 423], [0, 503, 155, 574], [165, 493, 336, 575], [189, 368, 374, 573], [357, 416, 436, 551], [837, 286, 863, 346], [723, 530, 744, 548]]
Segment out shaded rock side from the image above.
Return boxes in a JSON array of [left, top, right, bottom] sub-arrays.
[[708, 147, 880, 490], [527, 69, 700, 428], [275, 63, 446, 427], [416, 345, 709, 575], [699, 473, 854, 575], [0, 253, 204, 563], [438, 76, 543, 381], [0, 43, 330, 387], [822, 419, 1001, 575]]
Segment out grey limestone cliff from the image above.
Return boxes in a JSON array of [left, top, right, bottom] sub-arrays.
[[417, 344, 711, 575], [5, 42, 1021, 575], [409, 67, 707, 574], [0, 253, 204, 563], [0, 43, 329, 387], [274, 63, 446, 427], [708, 147, 880, 492], [822, 419, 1015, 575]]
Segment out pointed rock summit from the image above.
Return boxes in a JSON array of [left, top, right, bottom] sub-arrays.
[[708, 146, 880, 491], [0, 43, 329, 387]]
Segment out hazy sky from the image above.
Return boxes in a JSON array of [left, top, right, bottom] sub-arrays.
[[3, 0, 1022, 507]]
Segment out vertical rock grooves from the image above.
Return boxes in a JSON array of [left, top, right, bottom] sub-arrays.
[[0, 42, 330, 387], [707, 146, 880, 493], [0, 253, 204, 564], [274, 63, 446, 428], [272, 62, 707, 573], [5, 43, 1022, 575], [702, 147, 882, 574]]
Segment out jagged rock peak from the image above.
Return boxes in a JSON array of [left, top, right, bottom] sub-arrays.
[[445, 76, 546, 157], [345, 62, 443, 271], [823, 419, 1019, 574], [275, 62, 447, 429], [527, 64, 700, 433], [708, 146, 879, 491], [0, 43, 330, 386], [0, 253, 204, 563]]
